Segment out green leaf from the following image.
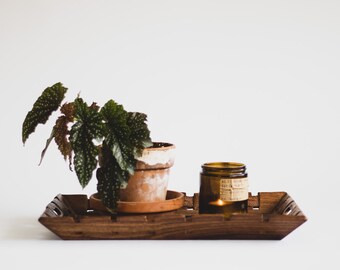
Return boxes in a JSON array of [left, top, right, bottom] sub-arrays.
[[22, 82, 67, 144], [100, 100, 135, 174], [127, 112, 152, 157], [69, 98, 104, 188], [96, 143, 129, 212], [100, 100, 152, 177], [72, 141, 98, 188]]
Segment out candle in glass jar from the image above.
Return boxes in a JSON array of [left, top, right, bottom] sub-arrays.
[[199, 162, 249, 215]]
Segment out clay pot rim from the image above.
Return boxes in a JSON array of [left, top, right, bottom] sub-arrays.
[[136, 142, 175, 169]]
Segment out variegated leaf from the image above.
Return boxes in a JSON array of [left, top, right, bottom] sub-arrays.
[[60, 102, 75, 121], [39, 102, 74, 167], [72, 139, 98, 188], [54, 116, 72, 160], [54, 102, 74, 161], [100, 100, 135, 174], [127, 112, 152, 157], [96, 143, 129, 212], [69, 98, 104, 188], [22, 82, 67, 144]]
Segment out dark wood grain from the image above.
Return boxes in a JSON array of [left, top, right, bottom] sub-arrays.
[[39, 192, 307, 240]]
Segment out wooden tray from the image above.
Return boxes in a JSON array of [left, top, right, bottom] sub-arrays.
[[39, 191, 307, 240]]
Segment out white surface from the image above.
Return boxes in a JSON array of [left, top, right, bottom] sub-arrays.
[[0, 0, 339, 269]]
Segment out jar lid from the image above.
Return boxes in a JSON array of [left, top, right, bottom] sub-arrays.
[[202, 162, 246, 173], [202, 162, 245, 169]]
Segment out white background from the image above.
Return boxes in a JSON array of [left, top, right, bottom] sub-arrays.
[[0, 0, 339, 269]]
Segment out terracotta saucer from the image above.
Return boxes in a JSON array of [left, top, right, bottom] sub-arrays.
[[89, 190, 185, 214]]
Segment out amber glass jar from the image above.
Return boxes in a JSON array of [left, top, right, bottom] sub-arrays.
[[199, 162, 248, 215]]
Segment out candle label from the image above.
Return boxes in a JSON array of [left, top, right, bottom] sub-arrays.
[[220, 178, 248, 201]]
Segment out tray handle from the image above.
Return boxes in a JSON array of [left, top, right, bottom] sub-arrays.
[[42, 194, 69, 217], [274, 193, 304, 216], [41, 194, 88, 222]]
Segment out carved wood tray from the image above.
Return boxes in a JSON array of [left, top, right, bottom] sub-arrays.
[[39, 191, 307, 240]]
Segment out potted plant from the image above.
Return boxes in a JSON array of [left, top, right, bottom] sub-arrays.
[[22, 82, 175, 213]]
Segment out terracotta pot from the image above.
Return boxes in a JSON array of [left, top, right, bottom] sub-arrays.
[[120, 142, 175, 202]]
